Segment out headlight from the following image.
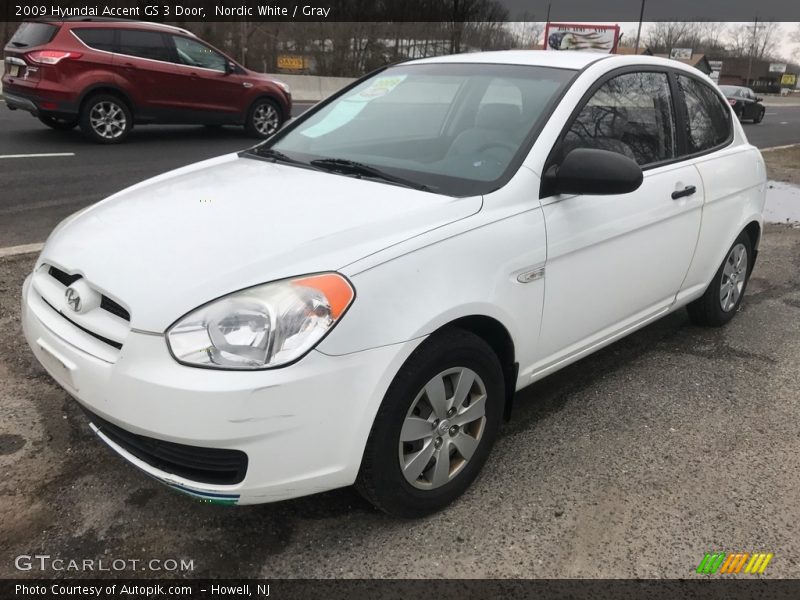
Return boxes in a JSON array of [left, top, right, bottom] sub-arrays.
[[274, 80, 291, 95], [167, 273, 354, 370]]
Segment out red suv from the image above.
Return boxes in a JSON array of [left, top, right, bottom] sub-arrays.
[[3, 19, 292, 143]]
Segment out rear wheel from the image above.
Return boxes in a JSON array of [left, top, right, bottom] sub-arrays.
[[687, 230, 753, 327], [356, 329, 504, 518], [245, 98, 282, 138], [38, 115, 78, 130], [79, 94, 132, 144]]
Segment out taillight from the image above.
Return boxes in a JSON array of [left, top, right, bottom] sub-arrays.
[[727, 98, 737, 106], [26, 50, 82, 65]]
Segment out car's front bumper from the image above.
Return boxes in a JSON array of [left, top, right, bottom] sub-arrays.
[[22, 274, 419, 505]]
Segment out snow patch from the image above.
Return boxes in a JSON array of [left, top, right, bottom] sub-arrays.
[[765, 181, 800, 224]]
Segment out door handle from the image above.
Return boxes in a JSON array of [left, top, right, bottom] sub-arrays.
[[122, 62, 136, 70], [671, 185, 696, 200]]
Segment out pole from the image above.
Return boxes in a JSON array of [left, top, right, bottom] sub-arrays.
[[634, 0, 646, 53], [746, 16, 758, 87]]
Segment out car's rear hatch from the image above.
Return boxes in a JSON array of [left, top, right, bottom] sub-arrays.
[[3, 21, 60, 85]]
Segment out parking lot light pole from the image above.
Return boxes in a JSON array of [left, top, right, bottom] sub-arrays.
[[634, 0, 646, 53]]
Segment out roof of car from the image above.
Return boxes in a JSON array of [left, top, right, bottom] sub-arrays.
[[406, 50, 709, 74]]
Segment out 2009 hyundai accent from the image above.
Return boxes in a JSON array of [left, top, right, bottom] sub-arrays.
[[22, 51, 766, 517]]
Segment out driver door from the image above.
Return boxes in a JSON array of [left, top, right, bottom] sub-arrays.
[[533, 69, 703, 370]]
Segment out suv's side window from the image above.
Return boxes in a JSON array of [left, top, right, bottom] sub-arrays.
[[559, 71, 676, 167], [676, 75, 731, 153], [73, 28, 115, 52], [117, 29, 170, 62], [172, 36, 227, 72]]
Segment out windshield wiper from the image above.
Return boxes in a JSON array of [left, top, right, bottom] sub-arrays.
[[247, 147, 310, 167], [310, 158, 431, 192]]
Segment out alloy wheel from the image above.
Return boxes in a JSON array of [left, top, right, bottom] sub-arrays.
[[253, 103, 280, 135], [720, 242, 748, 312], [89, 101, 127, 140], [399, 367, 487, 490]]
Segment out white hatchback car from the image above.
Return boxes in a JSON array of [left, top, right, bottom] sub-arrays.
[[22, 51, 766, 516]]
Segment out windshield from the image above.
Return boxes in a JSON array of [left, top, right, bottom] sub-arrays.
[[253, 63, 575, 196]]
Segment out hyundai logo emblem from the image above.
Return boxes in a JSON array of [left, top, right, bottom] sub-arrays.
[[65, 287, 82, 312]]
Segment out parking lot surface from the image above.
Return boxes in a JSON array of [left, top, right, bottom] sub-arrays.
[[1, 222, 798, 578]]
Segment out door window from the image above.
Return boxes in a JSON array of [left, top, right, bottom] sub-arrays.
[[560, 71, 676, 167], [117, 29, 170, 62], [172, 36, 227, 72], [73, 28, 115, 52], [676, 75, 731, 153]]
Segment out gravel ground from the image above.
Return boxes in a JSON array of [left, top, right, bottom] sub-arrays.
[[1, 221, 798, 579]]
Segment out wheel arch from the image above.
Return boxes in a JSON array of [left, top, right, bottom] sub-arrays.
[[247, 94, 286, 120], [432, 315, 518, 421], [78, 85, 135, 115]]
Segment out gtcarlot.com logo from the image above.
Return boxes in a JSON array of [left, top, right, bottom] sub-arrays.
[[15, 554, 194, 572], [696, 552, 774, 575]]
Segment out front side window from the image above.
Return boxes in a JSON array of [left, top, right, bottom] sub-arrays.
[[559, 71, 676, 167], [259, 63, 574, 196], [677, 75, 731, 153], [73, 28, 115, 52], [117, 29, 170, 62], [172, 36, 227, 72]]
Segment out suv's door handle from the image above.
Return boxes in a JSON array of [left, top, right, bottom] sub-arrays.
[[122, 62, 136, 70], [671, 185, 697, 200]]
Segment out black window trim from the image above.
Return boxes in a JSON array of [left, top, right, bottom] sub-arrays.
[[540, 64, 734, 198]]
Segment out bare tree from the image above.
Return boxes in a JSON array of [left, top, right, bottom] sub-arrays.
[[645, 22, 696, 53]]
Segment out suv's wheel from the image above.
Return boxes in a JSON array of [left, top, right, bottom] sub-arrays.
[[753, 107, 765, 123], [356, 329, 504, 518], [79, 95, 132, 144], [38, 115, 78, 130], [687, 230, 754, 327], [245, 98, 282, 138]]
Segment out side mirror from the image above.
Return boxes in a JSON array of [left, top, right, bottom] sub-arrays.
[[544, 148, 643, 196], [755, 96, 763, 102], [225, 61, 237, 75]]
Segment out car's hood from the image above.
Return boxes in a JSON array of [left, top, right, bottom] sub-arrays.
[[39, 154, 481, 332]]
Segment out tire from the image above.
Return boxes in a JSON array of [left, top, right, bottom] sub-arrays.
[[38, 115, 78, 130], [79, 94, 132, 144], [356, 328, 504, 518], [753, 108, 765, 123], [244, 98, 282, 138], [687, 230, 753, 327]]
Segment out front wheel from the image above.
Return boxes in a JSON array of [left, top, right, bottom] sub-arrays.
[[356, 328, 504, 518], [244, 98, 282, 138], [687, 230, 753, 327], [79, 95, 132, 144], [38, 115, 78, 130], [753, 108, 765, 123]]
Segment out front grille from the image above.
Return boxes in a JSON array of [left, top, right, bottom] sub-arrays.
[[83, 408, 248, 486], [40, 296, 123, 349], [48, 266, 130, 322]]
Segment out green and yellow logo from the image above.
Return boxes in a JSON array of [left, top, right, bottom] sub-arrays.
[[696, 552, 774, 575]]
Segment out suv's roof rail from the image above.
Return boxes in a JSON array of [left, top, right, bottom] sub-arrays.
[[33, 16, 195, 37]]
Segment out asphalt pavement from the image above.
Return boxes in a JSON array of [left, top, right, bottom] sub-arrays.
[[1, 101, 799, 248], [1, 224, 798, 578]]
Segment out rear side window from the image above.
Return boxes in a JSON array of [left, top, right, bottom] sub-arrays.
[[9, 22, 58, 48], [73, 28, 115, 52], [677, 75, 731, 154], [560, 71, 676, 167], [117, 29, 170, 62]]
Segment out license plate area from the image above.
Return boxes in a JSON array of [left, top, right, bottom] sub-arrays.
[[8, 64, 21, 77], [36, 338, 77, 392]]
